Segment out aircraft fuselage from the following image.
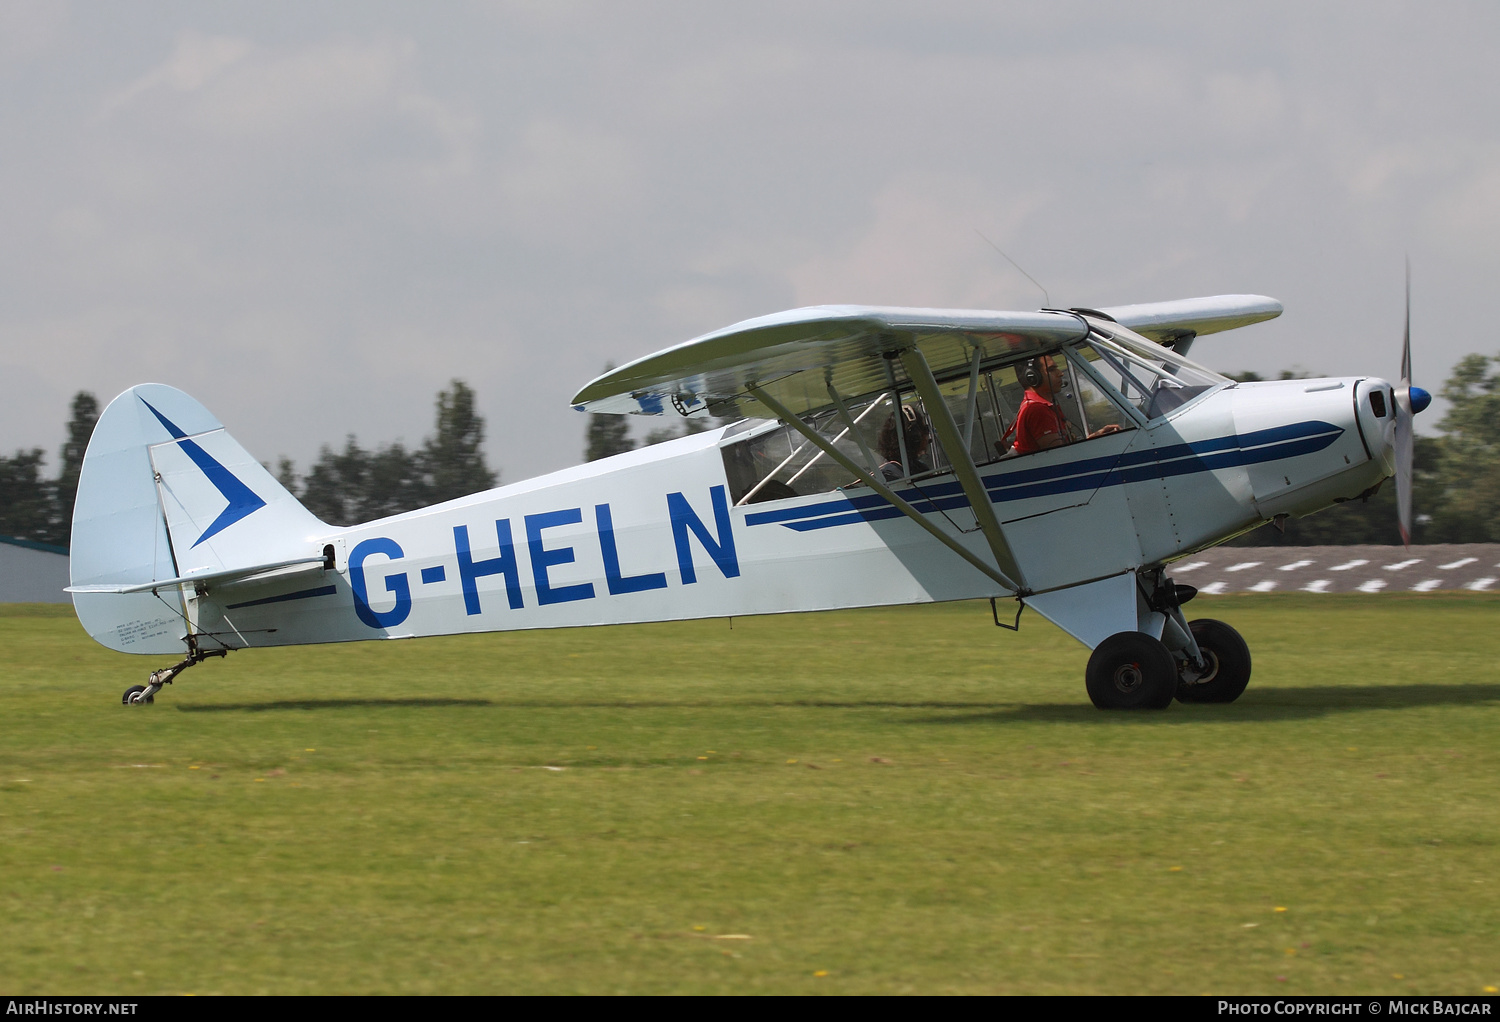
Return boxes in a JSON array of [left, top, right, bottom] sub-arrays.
[[139, 375, 1395, 656]]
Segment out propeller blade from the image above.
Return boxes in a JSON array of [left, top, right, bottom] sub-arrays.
[[1401, 259, 1412, 388], [1395, 259, 1413, 548], [1395, 387, 1413, 548]]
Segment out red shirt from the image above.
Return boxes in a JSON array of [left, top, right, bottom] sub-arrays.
[[1011, 389, 1071, 454]]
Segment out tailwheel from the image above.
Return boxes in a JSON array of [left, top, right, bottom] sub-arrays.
[[118, 645, 229, 706], [1176, 619, 1252, 704], [1086, 631, 1177, 710]]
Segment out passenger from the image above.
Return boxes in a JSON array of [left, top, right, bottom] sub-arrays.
[[877, 405, 931, 481], [1009, 355, 1122, 455]]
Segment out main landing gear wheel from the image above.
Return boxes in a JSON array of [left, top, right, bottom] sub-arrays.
[[1086, 631, 1177, 710], [121, 685, 153, 706], [1175, 619, 1252, 704]]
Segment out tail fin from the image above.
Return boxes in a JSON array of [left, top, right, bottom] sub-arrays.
[[71, 384, 328, 653]]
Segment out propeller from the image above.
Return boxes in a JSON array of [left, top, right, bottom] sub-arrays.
[[1394, 262, 1432, 549]]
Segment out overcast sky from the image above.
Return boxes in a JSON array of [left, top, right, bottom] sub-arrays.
[[3, 1, 1497, 485]]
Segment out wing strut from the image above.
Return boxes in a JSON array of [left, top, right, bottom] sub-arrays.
[[898, 347, 1029, 591], [745, 382, 1022, 594]]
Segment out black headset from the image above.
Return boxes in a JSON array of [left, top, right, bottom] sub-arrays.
[[1018, 358, 1043, 388]]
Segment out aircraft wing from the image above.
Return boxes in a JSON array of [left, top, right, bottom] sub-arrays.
[[571, 305, 1088, 420], [1094, 294, 1282, 347]]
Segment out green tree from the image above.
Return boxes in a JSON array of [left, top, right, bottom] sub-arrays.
[[1225, 368, 1316, 383], [424, 380, 498, 503], [276, 456, 299, 495], [296, 438, 431, 527], [364, 442, 432, 521], [586, 414, 635, 461], [1423, 353, 1500, 542], [641, 423, 680, 447], [0, 391, 97, 547], [584, 365, 636, 462], [298, 437, 373, 527], [0, 448, 56, 544], [53, 392, 99, 537], [641, 414, 733, 448], [284, 380, 498, 526]]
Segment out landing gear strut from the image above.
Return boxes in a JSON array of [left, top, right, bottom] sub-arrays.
[[1081, 570, 1253, 710], [121, 643, 228, 706], [1141, 569, 1252, 704]]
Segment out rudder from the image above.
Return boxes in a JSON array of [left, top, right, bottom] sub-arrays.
[[70, 384, 328, 653]]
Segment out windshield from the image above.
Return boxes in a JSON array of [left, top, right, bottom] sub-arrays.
[[1074, 323, 1229, 420]]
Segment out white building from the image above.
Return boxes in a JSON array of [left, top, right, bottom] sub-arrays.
[[0, 535, 70, 603]]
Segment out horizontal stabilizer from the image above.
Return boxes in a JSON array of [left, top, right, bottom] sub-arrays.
[[66, 555, 328, 596]]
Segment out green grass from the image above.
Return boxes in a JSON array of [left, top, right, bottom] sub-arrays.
[[2, 595, 1498, 994]]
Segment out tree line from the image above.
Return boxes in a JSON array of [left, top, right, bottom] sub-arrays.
[[4, 358, 1500, 548], [0, 381, 499, 543], [276, 380, 497, 527], [0, 392, 99, 548]]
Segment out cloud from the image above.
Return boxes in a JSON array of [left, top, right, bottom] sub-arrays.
[[5, 3, 1500, 481], [492, 118, 644, 249], [103, 31, 419, 140], [103, 31, 254, 112], [789, 173, 1053, 310], [0, 0, 68, 66]]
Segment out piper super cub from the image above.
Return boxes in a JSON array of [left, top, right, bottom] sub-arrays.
[[67, 293, 1430, 709]]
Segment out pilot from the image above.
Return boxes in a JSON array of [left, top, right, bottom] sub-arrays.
[[1010, 355, 1122, 455], [878, 405, 931, 480]]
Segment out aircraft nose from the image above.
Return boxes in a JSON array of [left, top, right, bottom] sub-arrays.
[[1355, 378, 1398, 474], [1409, 385, 1432, 414]]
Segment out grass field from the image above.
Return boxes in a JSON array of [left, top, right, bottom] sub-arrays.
[[2, 595, 1498, 995]]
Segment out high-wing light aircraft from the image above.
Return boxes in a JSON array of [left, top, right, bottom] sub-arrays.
[[69, 294, 1431, 709]]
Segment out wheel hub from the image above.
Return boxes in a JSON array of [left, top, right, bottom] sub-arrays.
[[1112, 662, 1144, 693], [1180, 649, 1220, 687]]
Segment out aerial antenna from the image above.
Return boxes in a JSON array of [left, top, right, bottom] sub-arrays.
[[975, 229, 1050, 308]]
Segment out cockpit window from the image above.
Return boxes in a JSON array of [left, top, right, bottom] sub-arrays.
[[717, 322, 1223, 505], [1074, 327, 1228, 420], [721, 395, 896, 505], [1059, 348, 1137, 434]]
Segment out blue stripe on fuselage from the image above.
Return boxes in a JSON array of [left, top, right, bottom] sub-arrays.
[[745, 420, 1342, 533]]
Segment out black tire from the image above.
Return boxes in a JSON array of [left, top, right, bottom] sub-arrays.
[[121, 685, 152, 706], [1086, 631, 1177, 710], [1175, 619, 1251, 704]]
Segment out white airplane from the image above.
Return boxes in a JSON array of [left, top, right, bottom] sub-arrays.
[[67, 294, 1431, 710]]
